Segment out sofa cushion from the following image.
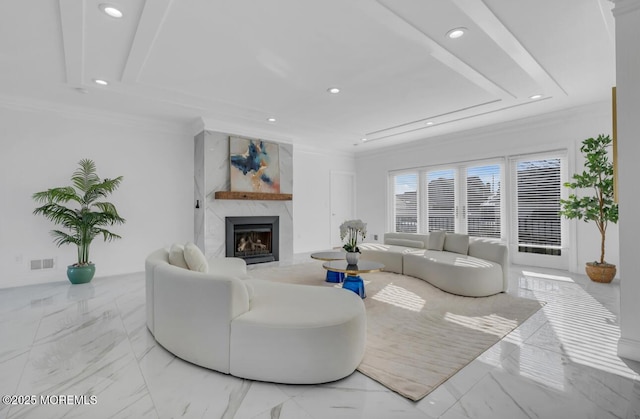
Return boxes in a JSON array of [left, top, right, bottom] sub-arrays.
[[168, 243, 189, 269], [184, 242, 209, 273], [427, 231, 446, 251], [245, 282, 254, 302], [359, 243, 418, 274], [403, 250, 503, 297], [230, 280, 366, 384], [385, 238, 425, 249], [443, 233, 469, 255], [383, 233, 428, 249]]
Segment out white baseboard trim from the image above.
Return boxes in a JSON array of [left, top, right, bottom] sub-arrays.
[[618, 337, 640, 362]]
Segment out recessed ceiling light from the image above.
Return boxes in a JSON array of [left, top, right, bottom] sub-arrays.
[[529, 94, 543, 100], [361, 138, 368, 142], [93, 79, 108, 86], [426, 121, 434, 126], [267, 117, 276, 123], [99, 4, 123, 18], [327, 87, 341, 94], [446, 28, 466, 39]]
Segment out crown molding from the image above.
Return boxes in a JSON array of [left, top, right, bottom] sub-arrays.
[[0, 94, 190, 134], [294, 143, 356, 160], [190, 116, 206, 136], [199, 116, 294, 146], [612, 0, 640, 16], [356, 100, 610, 160]]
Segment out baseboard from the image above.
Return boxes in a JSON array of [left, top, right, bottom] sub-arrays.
[[618, 337, 640, 362]]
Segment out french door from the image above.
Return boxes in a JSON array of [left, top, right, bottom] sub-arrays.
[[509, 153, 568, 269], [390, 153, 568, 269], [392, 161, 504, 240], [422, 163, 503, 239]]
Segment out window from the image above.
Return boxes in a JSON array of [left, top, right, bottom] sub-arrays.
[[389, 152, 567, 269], [515, 158, 562, 255], [426, 169, 455, 233], [392, 173, 418, 233], [391, 162, 504, 240], [466, 164, 501, 238]]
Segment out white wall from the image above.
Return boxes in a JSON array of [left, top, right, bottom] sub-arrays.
[[355, 101, 618, 274], [293, 146, 356, 253], [0, 105, 194, 288], [613, 0, 640, 362]]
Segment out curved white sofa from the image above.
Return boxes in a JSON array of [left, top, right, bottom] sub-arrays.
[[360, 232, 508, 297], [146, 248, 366, 384]]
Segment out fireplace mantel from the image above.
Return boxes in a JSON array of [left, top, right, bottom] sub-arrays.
[[214, 191, 292, 201]]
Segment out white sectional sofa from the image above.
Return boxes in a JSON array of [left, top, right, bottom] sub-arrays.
[[145, 247, 366, 384], [359, 232, 508, 297]]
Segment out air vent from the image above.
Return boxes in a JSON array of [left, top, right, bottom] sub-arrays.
[[30, 258, 55, 270]]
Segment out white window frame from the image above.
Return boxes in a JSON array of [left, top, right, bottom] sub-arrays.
[[388, 170, 420, 233], [388, 159, 506, 242]]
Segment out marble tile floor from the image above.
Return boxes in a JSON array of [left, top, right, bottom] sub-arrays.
[[1, 258, 639, 419]]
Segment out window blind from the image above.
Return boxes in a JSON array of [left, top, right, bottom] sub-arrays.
[[426, 169, 455, 233], [516, 158, 562, 254], [466, 164, 501, 238], [393, 173, 418, 233]]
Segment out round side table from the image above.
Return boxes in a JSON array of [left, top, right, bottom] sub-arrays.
[[321, 260, 385, 298], [311, 251, 346, 283]]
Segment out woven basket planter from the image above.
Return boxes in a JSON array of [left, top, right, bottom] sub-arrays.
[[585, 263, 616, 283]]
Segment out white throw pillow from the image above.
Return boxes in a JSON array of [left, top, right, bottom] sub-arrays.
[[427, 231, 446, 251], [385, 238, 425, 249], [168, 243, 189, 269], [184, 242, 209, 273], [443, 233, 469, 255]]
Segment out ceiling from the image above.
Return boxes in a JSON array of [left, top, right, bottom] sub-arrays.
[[0, 0, 615, 152]]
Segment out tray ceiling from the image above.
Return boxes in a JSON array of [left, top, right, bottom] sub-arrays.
[[0, 0, 615, 151]]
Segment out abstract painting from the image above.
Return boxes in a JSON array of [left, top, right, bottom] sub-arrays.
[[229, 136, 280, 193]]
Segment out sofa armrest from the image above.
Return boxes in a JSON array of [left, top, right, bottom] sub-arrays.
[[152, 263, 250, 373], [145, 248, 170, 335], [468, 239, 509, 292], [208, 257, 247, 276]]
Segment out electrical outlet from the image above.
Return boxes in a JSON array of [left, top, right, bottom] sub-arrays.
[[374, 234, 379, 241]]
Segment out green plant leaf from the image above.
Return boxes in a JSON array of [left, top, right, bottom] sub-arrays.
[[32, 159, 125, 265], [560, 134, 618, 264]]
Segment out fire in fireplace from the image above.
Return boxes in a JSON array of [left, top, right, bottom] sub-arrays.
[[225, 216, 279, 264]]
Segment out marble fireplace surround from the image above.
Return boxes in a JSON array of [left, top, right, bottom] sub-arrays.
[[194, 130, 293, 262]]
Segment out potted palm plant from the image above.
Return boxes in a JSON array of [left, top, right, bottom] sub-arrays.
[[33, 159, 125, 284], [560, 134, 619, 283]]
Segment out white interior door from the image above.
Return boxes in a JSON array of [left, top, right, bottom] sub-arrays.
[[330, 171, 355, 248]]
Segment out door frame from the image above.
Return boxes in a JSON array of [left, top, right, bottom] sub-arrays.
[[330, 171, 356, 248]]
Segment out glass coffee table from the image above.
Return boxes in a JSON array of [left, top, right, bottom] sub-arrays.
[[310, 251, 346, 283], [322, 260, 385, 299]]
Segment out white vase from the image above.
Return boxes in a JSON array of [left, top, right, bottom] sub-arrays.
[[346, 252, 359, 265]]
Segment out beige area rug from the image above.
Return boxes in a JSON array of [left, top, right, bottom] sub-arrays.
[[251, 262, 544, 401]]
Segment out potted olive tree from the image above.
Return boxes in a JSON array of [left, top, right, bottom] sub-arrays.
[[560, 134, 618, 282], [33, 159, 125, 284]]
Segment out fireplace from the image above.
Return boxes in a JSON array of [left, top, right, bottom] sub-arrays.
[[225, 216, 279, 264]]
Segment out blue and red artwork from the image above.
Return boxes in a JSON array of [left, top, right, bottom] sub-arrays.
[[229, 136, 280, 193]]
